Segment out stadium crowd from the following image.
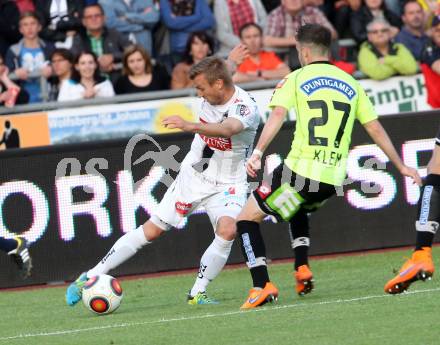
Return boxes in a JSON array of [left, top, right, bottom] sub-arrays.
[[0, 0, 438, 106]]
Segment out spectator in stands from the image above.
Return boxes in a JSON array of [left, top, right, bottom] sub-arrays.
[[321, 0, 361, 37], [34, 0, 83, 49], [395, 0, 429, 61], [160, 0, 215, 60], [0, 54, 29, 106], [71, 3, 130, 81], [171, 31, 214, 89], [47, 48, 74, 101], [421, 15, 440, 73], [264, 0, 337, 69], [5, 11, 54, 103], [214, 0, 267, 55], [358, 18, 417, 80], [350, 0, 401, 43], [58, 50, 115, 101], [420, 15, 440, 107], [15, 0, 35, 13], [0, 0, 21, 57], [232, 23, 290, 83], [262, 0, 280, 13], [115, 44, 169, 94], [100, 0, 160, 56]]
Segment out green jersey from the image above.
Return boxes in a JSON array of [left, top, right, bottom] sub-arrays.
[[269, 62, 377, 186]]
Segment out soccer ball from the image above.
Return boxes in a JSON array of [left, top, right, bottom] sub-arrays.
[[82, 274, 123, 315]]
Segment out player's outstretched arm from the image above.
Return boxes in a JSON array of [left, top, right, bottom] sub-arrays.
[[363, 119, 422, 185], [246, 106, 287, 178], [162, 115, 244, 138]]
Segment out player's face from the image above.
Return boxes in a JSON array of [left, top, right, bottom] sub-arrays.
[[193, 74, 223, 105], [190, 37, 211, 62], [19, 17, 41, 40], [127, 51, 146, 76], [241, 26, 262, 55], [75, 53, 97, 79], [403, 2, 425, 30], [367, 23, 390, 46]]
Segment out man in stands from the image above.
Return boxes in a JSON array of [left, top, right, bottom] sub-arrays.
[[395, 0, 429, 61], [264, 0, 337, 69], [421, 15, 440, 75], [233, 23, 290, 83], [66, 56, 261, 306], [71, 3, 130, 81]]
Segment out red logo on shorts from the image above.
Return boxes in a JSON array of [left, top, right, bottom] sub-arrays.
[[175, 202, 192, 215], [256, 182, 271, 200], [228, 187, 236, 195]]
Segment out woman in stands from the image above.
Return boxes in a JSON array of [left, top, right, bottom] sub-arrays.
[[58, 51, 115, 101], [350, 0, 401, 43], [171, 31, 214, 89], [48, 48, 74, 101], [114, 45, 169, 94]]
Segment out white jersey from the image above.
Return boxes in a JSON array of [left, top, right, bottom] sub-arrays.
[[181, 86, 260, 184]]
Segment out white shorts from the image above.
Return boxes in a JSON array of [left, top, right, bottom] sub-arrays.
[[150, 166, 248, 231]]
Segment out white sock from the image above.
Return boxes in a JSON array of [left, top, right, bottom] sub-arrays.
[[190, 234, 233, 297], [87, 226, 149, 278]]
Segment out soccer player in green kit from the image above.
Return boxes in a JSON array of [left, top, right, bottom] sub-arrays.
[[237, 24, 422, 309]]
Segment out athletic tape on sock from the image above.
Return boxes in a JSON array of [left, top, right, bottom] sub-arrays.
[[246, 256, 267, 269], [292, 236, 310, 248]]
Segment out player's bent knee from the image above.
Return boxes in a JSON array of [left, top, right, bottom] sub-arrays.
[[143, 220, 165, 241], [216, 217, 236, 241], [237, 198, 265, 223]]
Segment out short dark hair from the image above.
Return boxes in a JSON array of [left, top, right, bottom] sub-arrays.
[[51, 48, 74, 64], [81, 3, 105, 18], [239, 23, 263, 38], [122, 44, 152, 75], [402, 0, 423, 14], [5, 120, 10, 128], [183, 31, 215, 64], [189, 56, 233, 87], [296, 24, 331, 54], [19, 11, 41, 25]]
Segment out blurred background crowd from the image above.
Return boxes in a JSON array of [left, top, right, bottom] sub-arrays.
[[0, 0, 438, 107]]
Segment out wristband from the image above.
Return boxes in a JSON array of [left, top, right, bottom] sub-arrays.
[[252, 149, 263, 158]]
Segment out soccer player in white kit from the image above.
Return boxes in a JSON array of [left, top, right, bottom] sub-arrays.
[[66, 56, 261, 305]]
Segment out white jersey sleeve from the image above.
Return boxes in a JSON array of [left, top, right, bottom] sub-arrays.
[[227, 103, 259, 129]]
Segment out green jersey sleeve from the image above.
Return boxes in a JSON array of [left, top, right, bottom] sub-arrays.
[[355, 85, 378, 124], [268, 73, 297, 111]]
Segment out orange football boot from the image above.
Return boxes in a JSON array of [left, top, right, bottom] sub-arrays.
[[384, 247, 435, 294], [295, 265, 314, 296], [241, 282, 279, 309]]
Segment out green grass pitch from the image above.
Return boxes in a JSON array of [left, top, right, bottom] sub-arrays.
[[1, 247, 439, 345]]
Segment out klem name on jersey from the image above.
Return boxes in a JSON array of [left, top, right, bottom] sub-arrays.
[[300, 77, 356, 100], [313, 148, 342, 167]]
